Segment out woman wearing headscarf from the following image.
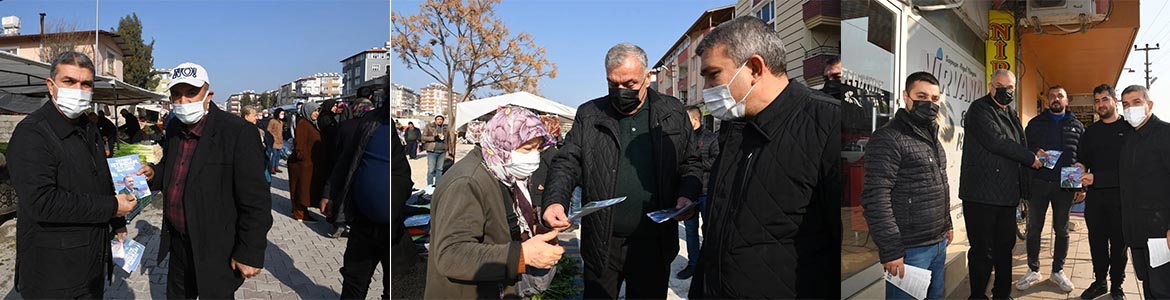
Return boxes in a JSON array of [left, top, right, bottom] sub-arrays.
[[289, 102, 327, 223], [426, 105, 565, 299], [266, 108, 286, 174]]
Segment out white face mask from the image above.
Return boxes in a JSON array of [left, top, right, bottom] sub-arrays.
[[52, 82, 92, 119], [505, 150, 541, 180], [172, 97, 207, 125], [702, 62, 756, 121], [1125, 105, 1148, 128]]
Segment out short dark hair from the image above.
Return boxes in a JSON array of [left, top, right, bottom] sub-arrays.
[[826, 55, 841, 68], [1093, 84, 1115, 97], [695, 16, 787, 75], [1122, 85, 1150, 101], [49, 51, 96, 80], [1048, 85, 1065, 95], [904, 71, 940, 92]]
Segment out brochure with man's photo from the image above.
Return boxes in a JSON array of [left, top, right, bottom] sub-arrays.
[[1041, 150, 1063, 169], [107, 155, 154, 222], [1061, 166, 1083, 189]]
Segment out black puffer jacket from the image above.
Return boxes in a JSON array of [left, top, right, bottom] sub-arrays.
[[861, 110, 952, 264], [690, 81, 841, 299], [959, 95, 1035, 206], [695, 126, 719, 196], [1024, 109, 1084, 182], [543, 89, 702, 276]]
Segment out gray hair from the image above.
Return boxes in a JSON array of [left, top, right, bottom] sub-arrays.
[[695, 16, 787, 75], [242, 105, 259, 117], [49, 51, 96, 80], [1122, 85, 1152, 102], [991, 69, 1014, 81], [605, 42, 648, 73]]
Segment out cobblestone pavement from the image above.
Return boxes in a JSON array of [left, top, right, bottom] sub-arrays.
[[0, 162, 384, 299]]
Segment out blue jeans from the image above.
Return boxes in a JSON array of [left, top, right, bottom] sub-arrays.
[[684, 196, 707, 267], [886, 239, 947, 300], [426, 152, 445, 186], [268, 148, 281, 170]]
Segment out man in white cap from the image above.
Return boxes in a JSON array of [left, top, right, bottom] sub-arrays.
[[143, 62, 272, 298]]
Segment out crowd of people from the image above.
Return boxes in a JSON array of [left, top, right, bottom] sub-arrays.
[[7, 50, 391, 299]]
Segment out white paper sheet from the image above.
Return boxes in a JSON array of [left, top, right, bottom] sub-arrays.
[[884, 264, 932, 300], [568, 197, 627, 223], [646, 198, 703, 223], [1148, 238, 1170, 268]]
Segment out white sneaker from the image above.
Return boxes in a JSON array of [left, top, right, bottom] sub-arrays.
[[1016, 269, 1042, 290], [1050, 270, 1074, 293]]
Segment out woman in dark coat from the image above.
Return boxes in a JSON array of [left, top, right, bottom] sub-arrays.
[[288, 102, 326, 222]]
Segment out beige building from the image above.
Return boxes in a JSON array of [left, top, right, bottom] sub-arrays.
[[736, 0, 839, 88], [652, 5, 735, 106], [418, 83, 460, 117], [0, 29, 131, 80]]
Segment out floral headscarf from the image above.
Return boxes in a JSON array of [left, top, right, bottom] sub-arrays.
[[480, 105, 554, 185]]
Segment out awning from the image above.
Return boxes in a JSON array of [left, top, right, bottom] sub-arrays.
[[0, 52, 166, 106], [454, 91, 577, 129]]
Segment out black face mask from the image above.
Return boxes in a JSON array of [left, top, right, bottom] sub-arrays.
[[994, 87, 1014, 105], [823, 79, 843, 96], [907, 100, 939, 126], [609, 88, 642, 114]]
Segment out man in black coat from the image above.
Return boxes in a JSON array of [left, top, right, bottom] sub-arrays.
[[321, 106, 395, 299], [1106, 85, 1170, 299], [8, 51, 139, 299], [688, 16, 841, 299], [403, 122, 422, 159], [861, 72, 952, 299], [541, 42, 702, 299], [145, 62, 272, 298], [678, 105, 718, 280], [959, 69, 1043, 299], [1019, 85, 1085, 292], [1075, 84, 1131, 300]]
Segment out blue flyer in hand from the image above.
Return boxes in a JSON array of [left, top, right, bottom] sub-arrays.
[[108, 155, 155, 222], [111, 237, 146, 273], [1061, 166, 1083, 189], [646, 198, 704, 223], [569, 197, 627, 223], [1041, 150, 1062, 169]]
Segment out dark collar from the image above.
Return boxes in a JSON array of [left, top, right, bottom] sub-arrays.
[[746, 80, 812, 140], [39, 102, 89, 140], [180, 114, 209, 138], [168, 102, 222, 138], [892, 108, 938, 143]]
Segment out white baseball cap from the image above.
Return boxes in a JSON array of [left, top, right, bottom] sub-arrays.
[[166, 62, 210, 89]]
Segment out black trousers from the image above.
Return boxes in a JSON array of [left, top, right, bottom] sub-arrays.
[[405, 140, 419, 158], [1130, 247, 1170, 299], [167, 230, 236, 299], [963, 200, 1017, 299], [1084, 188, 1127, 287], [340, 218, 390, 300], [583, 235, 670, 300], [20, 286, 103, 299], [1026, 178, 1073, 273]]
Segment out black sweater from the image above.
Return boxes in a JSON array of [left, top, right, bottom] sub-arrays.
[[1078, 118, 1132, 189]]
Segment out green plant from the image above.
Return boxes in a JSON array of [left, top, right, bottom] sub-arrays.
[[532, 255, 582, 300]]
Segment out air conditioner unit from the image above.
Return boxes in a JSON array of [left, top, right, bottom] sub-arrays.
[[1026, 0, 1104, 26]]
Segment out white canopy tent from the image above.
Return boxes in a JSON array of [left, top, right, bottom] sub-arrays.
[[454, 91, 577, 129]]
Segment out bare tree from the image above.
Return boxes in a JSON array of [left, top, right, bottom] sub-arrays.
[[392, 0, 557, 121], [39, 19, 93, 63]]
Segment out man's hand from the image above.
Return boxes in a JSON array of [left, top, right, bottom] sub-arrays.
[[521, 230, 565, 269], [1073, 191, 1086, 203], [542, 203, 571, 231], [1081, 173, 1095, 186], [1036, 148, 1046, 158], [115, 194, 137, 217], [231, 259, 262, 279], [115, 227, 127, 243], [319, 198, 330, 215], [947, 230, 954, 245], [1032, 157, 1042, 169], [884, 257, 906, 279], [1166, 230, 1170, 249], [136, 164, 155, 181], [671, 197, 695, 221]]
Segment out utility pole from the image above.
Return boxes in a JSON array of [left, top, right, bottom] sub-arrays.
[[1135, 43, 1161, 89]]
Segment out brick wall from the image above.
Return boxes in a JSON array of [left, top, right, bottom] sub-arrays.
[[0, 115, 26, 144]]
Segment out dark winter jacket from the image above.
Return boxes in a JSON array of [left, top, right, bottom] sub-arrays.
[[959, 95, 1035, 206], [543, 88, 701, 282], [695, 126, 719, 196], [1024, 109, 1084, 182], [1119, 115, 1170, 247], [860, 109, 952, 264], [690, 81, 841, 299]]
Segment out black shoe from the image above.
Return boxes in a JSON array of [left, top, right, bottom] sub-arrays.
[[676, 265, 695, 279], [1081, 281, 1108, 299], [1110, 286, 1125, 300], [330, 225, 346, 238]]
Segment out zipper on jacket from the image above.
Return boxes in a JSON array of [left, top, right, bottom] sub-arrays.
[[714, 149, 755, 288]]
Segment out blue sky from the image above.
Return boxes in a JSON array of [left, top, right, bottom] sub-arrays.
[[0, 0, 390, 104], [390, 0, 736, 108]]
